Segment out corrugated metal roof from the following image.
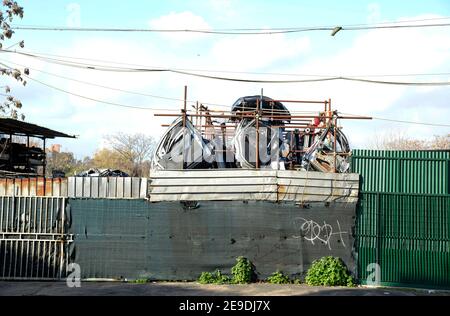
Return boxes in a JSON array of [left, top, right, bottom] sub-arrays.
[[0, 118, 75, 139]]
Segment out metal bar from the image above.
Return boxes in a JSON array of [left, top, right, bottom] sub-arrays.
[[255, 99, 260, 169], [334, 117, 337, 173], [182, 85, 187, 128], [5, 197, 9, 232], [269, 99, 328, 104], [13, 197, 19, 277], [0, 197, 3, 232], [59, 198, 65, 279]]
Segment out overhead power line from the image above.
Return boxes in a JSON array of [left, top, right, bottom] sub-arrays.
[[340, 113, 450, 127], [2, 61, 448, 127], [7, 49, 450, 78], [10, 16, 450, 35], [3, 50, 450, 86]]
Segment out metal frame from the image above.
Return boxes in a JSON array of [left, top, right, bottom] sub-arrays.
[[154, 87, 372, 172], [0, 196, 73, 280]]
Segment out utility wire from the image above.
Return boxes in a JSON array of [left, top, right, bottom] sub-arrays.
[[10, 17, 450, 34], [4, 50, 450, 85], [340, 113, 450, 127], [22, 74, 186, 112], [5, 49, 450, 78], [4, 49, 450, 79]]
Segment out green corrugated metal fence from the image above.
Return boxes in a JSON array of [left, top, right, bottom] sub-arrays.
[[352, 150, 450, 288]]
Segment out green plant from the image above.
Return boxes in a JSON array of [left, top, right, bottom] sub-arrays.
[[293, 278, 302, 285], [129, 278, 149, 284], [305, 256, 355, 287], [231, 256, 255, 284], [267, 271, 291, 284], [198, 270, 231, 284]]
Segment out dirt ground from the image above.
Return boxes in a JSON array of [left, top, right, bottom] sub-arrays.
[[0, 281, 449, 296]]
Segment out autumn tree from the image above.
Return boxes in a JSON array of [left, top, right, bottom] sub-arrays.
[[0, 1, 27, 120], [92, 148, 128, 171], [46, 151, 93, 177], [100, 133, 156, 177], [371, 131, 450, 150]]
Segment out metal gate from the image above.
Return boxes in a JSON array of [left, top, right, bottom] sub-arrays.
[[0, 196, 73, 280]]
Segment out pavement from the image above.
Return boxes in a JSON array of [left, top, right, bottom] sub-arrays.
[[0, 281, 449, 296]]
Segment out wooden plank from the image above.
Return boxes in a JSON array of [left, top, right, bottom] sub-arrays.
[[52, 178, 60, 197], [60, 178, 68, 197], [150, 169, 276, 179], [277, 178, 359, 189], [149, 192, 277, 202], [99, 177, 108, 198], [0, 178, 7, 195], [277, 170, 360, 181], [83, 178, 91, 198], [116, 177, 124, 198], [13, 179, 21, 196], [68, 177, 76, 198], [75, 177, 84, 198], [149, 177, 277, 187], [108, 177, 117, 198], [131, 177, 141, 198], [149, 184, 278, 194], [124, 177, 132, 198], [278, 186, 359, 198], [6, 178, 14, 196], [90, 177, 98, 198], [140, 178, 148, 198]]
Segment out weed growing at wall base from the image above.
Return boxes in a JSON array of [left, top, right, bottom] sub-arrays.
[[305, 256, 355, 287], [266, 271, 291, 284], [198, 270, 231, 284]]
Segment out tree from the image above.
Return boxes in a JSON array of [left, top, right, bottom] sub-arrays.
[[92, 148, 128, 171], [102, 133, 156, 177], [371, 131, 450, 150], [46, 151, 94, 177], [0, 1, 27, 120]]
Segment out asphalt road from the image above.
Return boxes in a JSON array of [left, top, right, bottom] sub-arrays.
[[0, 281, 448, 296]]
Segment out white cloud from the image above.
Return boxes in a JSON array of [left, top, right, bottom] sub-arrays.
[[149, 11, 211, 44], [210, 34, 311, 70]]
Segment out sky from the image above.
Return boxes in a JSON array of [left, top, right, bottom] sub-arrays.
[[1, 0, 450, 158]]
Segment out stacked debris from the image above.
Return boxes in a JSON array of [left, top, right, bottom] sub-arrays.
[[152, 95, 352, 173], [76, 168, 129, 177]]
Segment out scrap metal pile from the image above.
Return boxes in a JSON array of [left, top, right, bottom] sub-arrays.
[[152, 95, 359, 173]]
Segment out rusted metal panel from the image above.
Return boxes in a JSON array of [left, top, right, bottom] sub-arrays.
[[0, 178, 67, 197], [29, 178, 37, 196], [36, 178, 45, 196], [6, 179, 14, 196], [0, 179, 6, 196]]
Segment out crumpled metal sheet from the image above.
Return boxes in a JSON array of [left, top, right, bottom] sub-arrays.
[[151, 117, 213, 170]]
